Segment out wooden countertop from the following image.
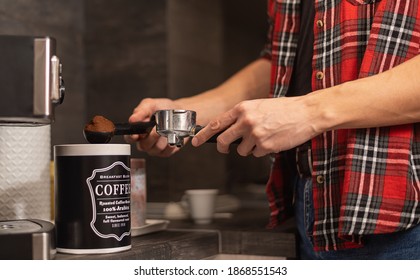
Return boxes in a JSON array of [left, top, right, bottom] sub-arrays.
[[56, 230, 219, 260], [55, 207, 297, 260]]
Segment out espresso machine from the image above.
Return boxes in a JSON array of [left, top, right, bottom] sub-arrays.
[[0, 35, 65, 223]]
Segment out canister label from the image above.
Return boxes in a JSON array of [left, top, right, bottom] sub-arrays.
[[54, 151, 131, 254], [86, 161, 131, 241]]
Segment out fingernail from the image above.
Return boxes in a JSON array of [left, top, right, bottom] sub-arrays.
[[191, 138, 198, 147]]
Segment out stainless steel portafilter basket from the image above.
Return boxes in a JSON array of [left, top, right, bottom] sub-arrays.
[[154, 109, 197, 147]]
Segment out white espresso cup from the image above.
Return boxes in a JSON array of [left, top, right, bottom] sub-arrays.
[[183, 189, 218, 225]]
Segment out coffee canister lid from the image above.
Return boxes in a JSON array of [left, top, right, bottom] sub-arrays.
[[54, 144, 130, 156]]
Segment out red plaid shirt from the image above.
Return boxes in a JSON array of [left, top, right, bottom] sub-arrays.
[[263, 0, 420, 251]]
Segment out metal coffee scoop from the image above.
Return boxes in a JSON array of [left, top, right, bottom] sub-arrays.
[[84, 109, 240, 146], [83, 115, 156, 144]]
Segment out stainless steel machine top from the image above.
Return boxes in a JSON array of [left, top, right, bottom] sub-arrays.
[[0, 35, 65, 124]]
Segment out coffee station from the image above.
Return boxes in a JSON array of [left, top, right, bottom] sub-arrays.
[[0, 35, 64, 259], [4, 0, 420, 272], [0, 1, 297, 261]]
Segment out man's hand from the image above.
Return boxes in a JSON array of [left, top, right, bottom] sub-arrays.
[[192, 97, 322, 157], [125, 98, 182, 157]]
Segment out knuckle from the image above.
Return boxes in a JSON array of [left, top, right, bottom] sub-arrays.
[[141, 97, 153, 105], [136, 142, 145, 152], [226, 110, 237, 123], [257, 141, 272, 153], [156, 138, 169, 151], [235, 101, 247, 113], [135, 98, 148, 110], [216, 141, 229, 154], [209, 120, 221, 130], [137, 141, 151, 152], [242, 115, 254, 127], [253, 150, 265, 158], [236, 147, 248, 157], [250, 128, 263, 139], [217, 136, 230, 147]]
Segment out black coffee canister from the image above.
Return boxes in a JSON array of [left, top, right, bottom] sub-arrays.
[[54, 144, 131, 254]]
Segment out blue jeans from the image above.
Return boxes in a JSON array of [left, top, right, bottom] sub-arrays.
[[294, 176, 420, 259]]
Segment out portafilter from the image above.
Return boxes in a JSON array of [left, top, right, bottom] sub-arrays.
[[84, 109, 241, 146]]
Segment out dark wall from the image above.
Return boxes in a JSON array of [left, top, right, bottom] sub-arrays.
[[0, 0, 86, 146], [166, 0, 227, 200], [85, 0, 167, 123], [0, 0, 270, 202], [84, 0, 171, 201]]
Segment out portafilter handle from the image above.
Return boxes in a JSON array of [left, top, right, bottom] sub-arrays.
[[194, 125, 242, 144]]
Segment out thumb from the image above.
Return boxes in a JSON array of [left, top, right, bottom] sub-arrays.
[[129, 99, 156, 122]]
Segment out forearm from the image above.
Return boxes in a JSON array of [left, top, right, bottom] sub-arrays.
[[308, 54, 420, 133], [176, 58, 271, 124]]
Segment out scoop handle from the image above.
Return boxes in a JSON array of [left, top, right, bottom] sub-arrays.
[[114, 118, 156, 135]]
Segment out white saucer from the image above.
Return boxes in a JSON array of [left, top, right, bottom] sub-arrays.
[[131, 219, 169, 237]]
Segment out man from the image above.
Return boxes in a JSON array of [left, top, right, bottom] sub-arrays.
[[127, 0, 420, 259]]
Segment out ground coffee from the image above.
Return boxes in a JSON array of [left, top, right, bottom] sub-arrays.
[[85, 115, 115, 133]]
